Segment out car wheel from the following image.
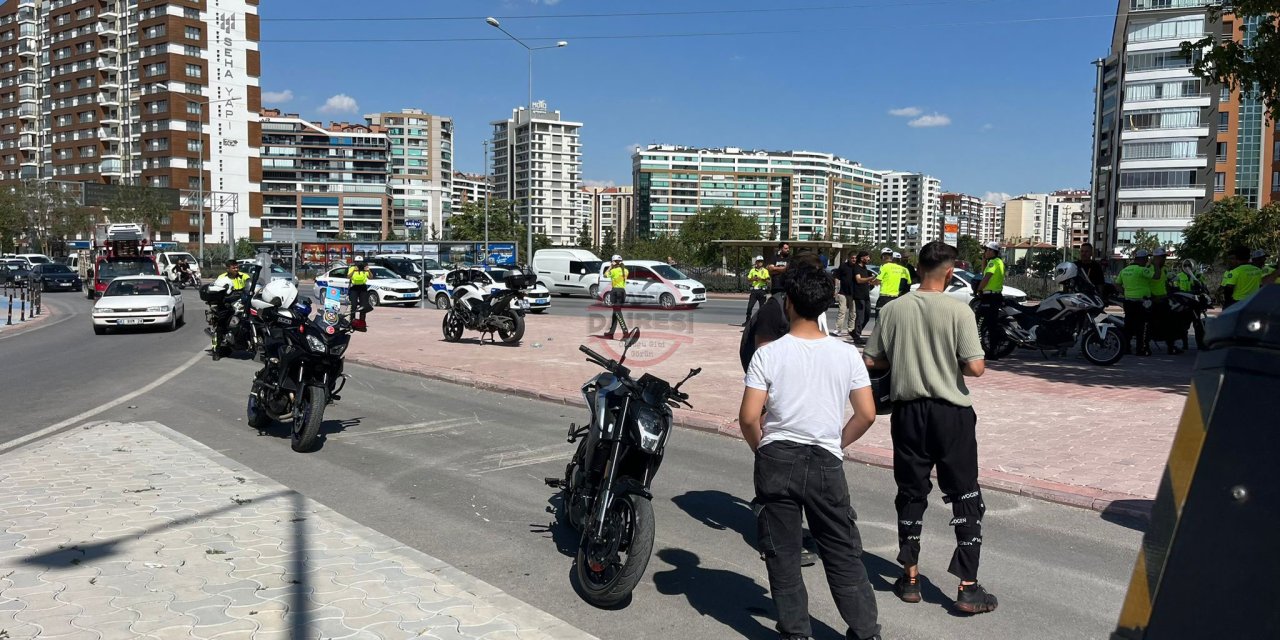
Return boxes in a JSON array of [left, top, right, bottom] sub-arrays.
[[659, 293, 676, 309], [588, 284, 599, 299], [176, 310, 186, 328], [366, 291, 380, 308], [94, 325, 107, 335], [435, 293, 450, 310]]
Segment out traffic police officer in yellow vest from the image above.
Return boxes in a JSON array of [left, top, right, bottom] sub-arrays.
[[347, 255, 372, 319], [604, 254, 629, 340], [876, 249, 911, 311], [1221, 247, 1264, 309], [745, 255, 770, 325], [976, 241, 1006, 357], [1148, 248, 1182, 355], [1117, 250, 1154, 356], [210, 260, 250, 360]]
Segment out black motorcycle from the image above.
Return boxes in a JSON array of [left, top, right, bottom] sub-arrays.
[[201, 284, 259, 359], [246, 300, 352, 453], [442, 270, 533, 344], [546, 331, 701, 606], [175, 268, 200, 289], [980, 280, 1126, 366], [1165, 288, 1212, 350]]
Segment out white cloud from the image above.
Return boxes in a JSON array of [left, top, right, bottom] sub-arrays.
[[533, 0, 562, 4], [317, 93, 359, 115], [981, 123, 994, 132], [908, 113, 952, 128], [888, 106, 923, 117], [982, 192, 1014, 205], [583, 179, 616, 188], [261, 89, 293, 104]]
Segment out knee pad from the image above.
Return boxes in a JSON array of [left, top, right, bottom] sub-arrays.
[[945, 489, 985, 523]]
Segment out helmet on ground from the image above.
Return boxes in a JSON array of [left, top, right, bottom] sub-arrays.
[[1054, 261, 1078, 284], [260, 279, 298, 308]]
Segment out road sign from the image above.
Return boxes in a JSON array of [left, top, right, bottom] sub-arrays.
[[944, 216, 960, 246], [405, 220, 423, 229], [266, 228, 320, 243]]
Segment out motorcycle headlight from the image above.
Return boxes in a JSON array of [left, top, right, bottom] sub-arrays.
[[146, 305, 170, 312], [634, 406, 667, 454], [305, 334, 327, 354]]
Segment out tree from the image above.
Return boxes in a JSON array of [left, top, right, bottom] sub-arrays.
[[1030, 250, 1060, 276], [234, 238, 255, 259], [600, 228, 617, 259], [1180, 197, 1280, 264], [576, 224, 593, 250], [1129, 229, 1163, 255], [2, 181, 92, 253], [956, 235, 983, 268], [1184, 2, 1280, 119], [105, 183, 171, 233], [428, 222, 440, 241], [447, 199, 522, 243], [678, 205, 761, 266]]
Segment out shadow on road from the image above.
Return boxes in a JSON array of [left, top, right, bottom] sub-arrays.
[[987, 351, 1193, 395], [255, 416, 362, 451], [1100, 499, 1153, 532]]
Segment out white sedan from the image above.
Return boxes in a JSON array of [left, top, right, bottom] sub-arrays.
[[92, 275, 185, 334], [431, 268, 551, 312], [315, 265, 422, 307], [867, 268, 1027, 308]]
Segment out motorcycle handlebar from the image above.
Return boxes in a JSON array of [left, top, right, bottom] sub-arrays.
[[579, 344, 616, 370]]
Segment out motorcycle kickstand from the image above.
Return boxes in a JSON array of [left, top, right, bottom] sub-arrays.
[[544, 477, 564, 488]]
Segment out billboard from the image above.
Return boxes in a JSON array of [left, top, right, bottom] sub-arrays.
[[943, 216, 960, 246]]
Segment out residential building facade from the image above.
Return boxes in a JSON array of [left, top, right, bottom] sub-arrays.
[[1091, 0, 1278, 255], [1002, 194, 1049, 244], [258, 109, 390, 241], [490, 102, 583, 246], [939, 192, 984, 241], [632, 144, 882, 241], [876, 171, 941, 253], [0, 0, 263, 243], [451, 171, 490, 211], [364, 108, 452, 239], [579, 185, 634, 246], [1047, 189, 1091, 249], [980, 200, 1004, 245]]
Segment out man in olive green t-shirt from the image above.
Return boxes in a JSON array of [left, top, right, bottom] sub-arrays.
[[863, 241, 997, 615]]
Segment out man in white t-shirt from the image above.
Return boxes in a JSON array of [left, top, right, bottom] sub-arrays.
[[739, 263, 882, 640]]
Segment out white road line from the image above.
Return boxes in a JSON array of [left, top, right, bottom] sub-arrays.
[[0, 349, 208, 455], [340, 416, 481, 439]]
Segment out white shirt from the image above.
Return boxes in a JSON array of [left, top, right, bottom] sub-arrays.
[[744, 333, 872, 459]]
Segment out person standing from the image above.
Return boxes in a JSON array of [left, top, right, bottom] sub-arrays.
[[863, 241, 998, 615], [1148, 248, 1181, 355], [603, 255, 630, 339], [1116, 250, 1154, 356], [739, 263, 883, 640], [975, 242, 1006, 358], [768, 242, 792, 293], [834, 253, 858, 337], [1074, 242, 1106, 292], [876, 249, 910, 312], [851, 252, 876, 343], [1221, 247, 1264, 309], [745, 255, 771, 325], [347, 256, 372, 320]]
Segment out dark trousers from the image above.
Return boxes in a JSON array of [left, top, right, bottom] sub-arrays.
[[755, 442, 881, 640], [853, 298, 870, 336], [349, 284, 370, 318], [606, 288, 628, 335], [977, 292, 1005, 357], [746, 289, 768, 321], [1150, 296, 1175, 347], [875, 294, 898, 314], [1122, 299, 1150, 353], [890, 399, 985, 582]]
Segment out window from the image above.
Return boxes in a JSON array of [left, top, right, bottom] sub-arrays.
[[146, 100, 167, 114], [1215, 172, 1226, 192], [1219, 111, 1229, 130], [1217, 142, 1228, 161], [1274, 141, 1280, 162], [143, 25, 165, 39], [1120, 169, 1198, 189], [1221, 87, 1231, 102], [184, 26, 201, 40], [1123, 109, 1200, 130], [186, 101, 201, 115], [144, 62, 166, 77], [184, 63, 201, 78], [1273, 172, 1280, 191], [187, 139, 200, 153]]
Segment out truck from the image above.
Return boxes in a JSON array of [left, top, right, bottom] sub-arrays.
[[87, 223, 158, 298]]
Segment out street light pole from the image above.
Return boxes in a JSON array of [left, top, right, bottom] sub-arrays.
[[486, 17, 566, 265], [483, 139, 490, 270]]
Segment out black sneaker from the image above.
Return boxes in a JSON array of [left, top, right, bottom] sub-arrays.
[[892, 573, 922, 603], [954, 582, 998, 614], [800, 549, 818, 567]]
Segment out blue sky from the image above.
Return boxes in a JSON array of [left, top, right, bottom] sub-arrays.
[[258, 0, 1119, 203]]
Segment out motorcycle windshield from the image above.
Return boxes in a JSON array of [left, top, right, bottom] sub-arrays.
[[320, 285, 343, 327]]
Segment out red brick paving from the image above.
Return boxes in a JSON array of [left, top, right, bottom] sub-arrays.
[[347, 304, 1190, 514]]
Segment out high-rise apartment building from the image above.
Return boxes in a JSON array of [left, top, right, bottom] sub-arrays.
[[579, 185, 634, 245], [1047, 189, 1091, 249], [258, 109, 389, 241], [980, 201, 1004, 245], [451, 171, 490, 211], [1091, 0, 1278, 255], [939, 193, 985, 241], [632, 145, 881, 241], [491, 102, 582, 246], [1002, 194, 1049, 244], [876, 171, 941, 253], [364, 108, 452, 238], [0, 0, 262, 243]]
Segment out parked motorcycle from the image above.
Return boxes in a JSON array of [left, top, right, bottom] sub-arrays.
[[201, 284, 260, 359], [442, 269, 533, 344], [1165, 289, 1212, 350], [246, 290, 353, 453], [546, 331, 701, 606], [981, 281, 1125, 366]]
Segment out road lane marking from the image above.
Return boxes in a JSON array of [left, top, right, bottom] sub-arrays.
[[470, 444, 568, 475], [0, 349, 208, 455], [339, 416, 481, 439]]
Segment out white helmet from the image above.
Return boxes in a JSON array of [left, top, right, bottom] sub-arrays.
[[260, 279, 298, 308], [211, 274, 236, 293], [611, 254, 622, 262], [1054, 261, 1078, 284], [754, 255, 764, 262]]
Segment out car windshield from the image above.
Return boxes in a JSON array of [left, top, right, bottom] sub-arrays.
[[368, 267, 398, 280], [98, 258, 154, 278], [954, 270, 978, 284], [169, 253, 196, 264], [25, 256, 50, 264], [4, 260, 25, 269], [269, 264, 289, 274], [651, 264, 689, 280], [41, 265, 73, 274], [486, 269, 510, 280], [104, 279, 168, 296]]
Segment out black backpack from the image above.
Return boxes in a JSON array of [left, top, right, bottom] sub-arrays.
[[740, 292, 787, 373]]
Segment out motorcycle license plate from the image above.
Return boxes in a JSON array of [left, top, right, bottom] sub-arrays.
[[118, 318, 142, 325], [520, 300, 531, 310]]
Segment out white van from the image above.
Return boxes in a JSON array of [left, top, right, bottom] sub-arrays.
[[155, 251, 200, 281], [15, 253, 52, 267], [533, 248, 603, 298]]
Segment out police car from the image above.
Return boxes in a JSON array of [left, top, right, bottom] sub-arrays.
[[430, 267, 550, 313], [315, 264, 422, 307]]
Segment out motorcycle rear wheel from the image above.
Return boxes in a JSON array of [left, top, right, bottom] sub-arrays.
[[291, 385, 326, 452], [575, 492, 654, 608], [442, 311, 464, 342], [978, 318, 1017, 359], [1082, 329, 1123, 366], [498, 311, 525, 343]]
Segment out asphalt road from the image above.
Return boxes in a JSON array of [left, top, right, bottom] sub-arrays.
[[1, 297, 1143, 640]]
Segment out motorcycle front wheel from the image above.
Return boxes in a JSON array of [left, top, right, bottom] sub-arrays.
[[978, 318, 1017, 359], [291, 385, 326, 452], [1082, 328, 1124, 366], [498, 311, 525, 344], [246, 388, 272, 429], [442, 311, 464, 342], [575, 493, 654, 608]]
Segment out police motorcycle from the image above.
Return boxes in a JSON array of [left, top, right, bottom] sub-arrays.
[[545, 331, 702, 606], [981, 262, 1126, 366], [441, 267, 533, 344], [1165, 265, 1213, 351], [245, 279, 355, 453], [200, 263, 264, 360]]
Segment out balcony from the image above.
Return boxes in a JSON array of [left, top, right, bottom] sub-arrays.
[[1119, 154, 1207, 169], [1121, 125, 1209, 140], [1123, 93, 1211, 110], [1117, 185, 1206, 200], [1129, 0, 1217, 11]]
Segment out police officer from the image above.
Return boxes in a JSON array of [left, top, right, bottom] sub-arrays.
[[1175, 259, 1199, 293], [976, 241, 1006, 357], [1148, 248, 1181, 355], [1221, 247, 1264, 309], [210, 260, 250, 361], [745, 255, 770, 325], [347, 256, 372, 319], [604, 254, 629, 340], [1117, 250, 1154, 356], [1252, 249, 1274, 279], [876, 249, 910, 311]]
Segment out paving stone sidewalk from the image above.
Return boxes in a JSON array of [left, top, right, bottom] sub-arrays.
[[348, 306, 1192, 513], [0, 421, 596, 640]]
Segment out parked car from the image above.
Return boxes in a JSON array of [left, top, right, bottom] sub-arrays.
[[532, 248, 603, 298], [372, 254, 447, 283], [432, 267, 550, 313], [15, 253, 53, 267], [314, 265, 421, 307], [597, 260, 706, 309], [31, 263, 83, 292], [90, 256, 158, 299], [91, 275, 185, 334], [239, 260, 297, 288], [866, 268, 1027, 308], [1, 259, 32, 287]]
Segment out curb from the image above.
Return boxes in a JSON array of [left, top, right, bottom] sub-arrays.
[[0, 297, 55, 339], [348, 355, 1154, 522]]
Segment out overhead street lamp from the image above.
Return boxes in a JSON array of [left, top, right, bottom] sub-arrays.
[[191, 96, 239, 266], [486, 16, 567, 265]]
